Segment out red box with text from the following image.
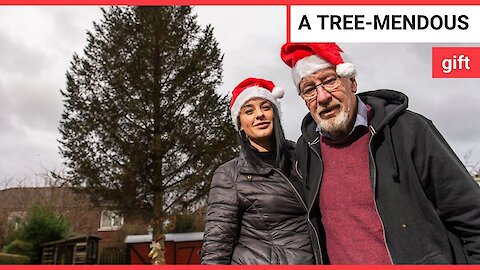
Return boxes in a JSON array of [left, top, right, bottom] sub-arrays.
[[432, 47, 480, 78]]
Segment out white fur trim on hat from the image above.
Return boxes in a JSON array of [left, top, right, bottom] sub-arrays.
[[272, 86, 284, 99], [292, 55, 332, 90], [336, 62, 355, 78], [230, 86, 281, 130]]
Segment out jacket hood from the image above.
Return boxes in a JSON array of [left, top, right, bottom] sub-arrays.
[[359, 90, 409, 183], [358, 89, 408, 132], [301, 89, 409, 143]]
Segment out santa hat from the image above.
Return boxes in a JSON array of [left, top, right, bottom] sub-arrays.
[[230, 77, 284, 131], [280, 43, 355, 90]]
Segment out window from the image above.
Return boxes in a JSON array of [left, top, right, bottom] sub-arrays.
[[99, 210, 124, 231]]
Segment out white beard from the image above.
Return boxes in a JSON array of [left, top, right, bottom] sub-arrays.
[[316, 107, 350, 138]]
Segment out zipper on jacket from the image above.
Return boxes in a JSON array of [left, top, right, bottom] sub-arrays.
[[294, 161, 303, 179], [269, 165, 321, 264], [306, 138, 324, 265], [308, 136, 320, 146], [271, 167, 309, 211], [369, 126, 394, 264]]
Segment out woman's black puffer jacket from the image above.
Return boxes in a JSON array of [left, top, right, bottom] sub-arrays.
[[201, 142, 315, 264]]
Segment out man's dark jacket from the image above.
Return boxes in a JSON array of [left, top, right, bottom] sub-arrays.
[[295, 89, 480, 264]]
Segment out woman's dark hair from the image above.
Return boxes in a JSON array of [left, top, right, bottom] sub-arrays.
[[237, 102, 292, 175]]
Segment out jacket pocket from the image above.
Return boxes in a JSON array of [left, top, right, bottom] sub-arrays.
[[411, 250, 449, 264]]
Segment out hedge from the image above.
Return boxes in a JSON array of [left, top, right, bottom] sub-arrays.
[[3, 240, 33, 257], [0, 252, 30, 264]]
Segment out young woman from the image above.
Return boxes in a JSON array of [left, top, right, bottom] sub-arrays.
[[201, 78, 315, 265]]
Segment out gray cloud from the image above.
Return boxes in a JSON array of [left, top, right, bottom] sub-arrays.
[[0, 6, 101, 184], [0, 29, 46, 77]]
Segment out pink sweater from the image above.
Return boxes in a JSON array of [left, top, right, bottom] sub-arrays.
[[319, 126, 391, 264]]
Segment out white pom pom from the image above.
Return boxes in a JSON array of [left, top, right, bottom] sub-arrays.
[[336, 62, 356, 78], [272, 86, 284, 99]]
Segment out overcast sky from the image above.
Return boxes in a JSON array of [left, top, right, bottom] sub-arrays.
[[1, 6, 479, 187]]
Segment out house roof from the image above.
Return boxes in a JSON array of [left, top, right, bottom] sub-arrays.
[[0, 187, 82, 211], [0, 187, 115, 213]]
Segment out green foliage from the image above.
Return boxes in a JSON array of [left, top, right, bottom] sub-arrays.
[[15, 204, 70, 262], [169, 214, 203, 233], [0, 252, 30, 264], [2, 240, 32, 257], [58, 6, 238, 240], [0, 214, 18, 250]]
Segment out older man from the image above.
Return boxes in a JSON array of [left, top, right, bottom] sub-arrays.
[[280, 43, 480, 264]]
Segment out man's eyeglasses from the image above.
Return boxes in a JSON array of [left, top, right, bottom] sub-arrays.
[[299, 76, 342, 101]]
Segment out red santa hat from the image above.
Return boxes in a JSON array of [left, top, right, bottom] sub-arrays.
[[230, 77, 284, 130], [280, 43, 355, 90]]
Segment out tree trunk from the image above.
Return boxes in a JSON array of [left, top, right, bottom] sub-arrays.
[[149, 193, 165, 264]]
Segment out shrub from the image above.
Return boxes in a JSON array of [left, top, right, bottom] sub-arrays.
[[0, 213, 18, 251], [0, 252, 30, 264], [2, 240, 33, 257], [15, 204, 70, 263], [169, 214, 204, 233]]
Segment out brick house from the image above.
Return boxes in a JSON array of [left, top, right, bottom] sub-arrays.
[[0, 187, 149, 251]]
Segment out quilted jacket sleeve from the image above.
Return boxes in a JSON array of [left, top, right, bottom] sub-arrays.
[[201, 161, 241, 264]]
